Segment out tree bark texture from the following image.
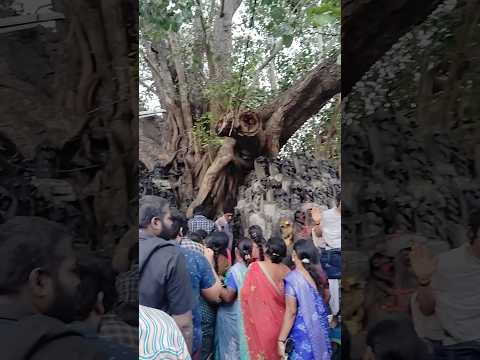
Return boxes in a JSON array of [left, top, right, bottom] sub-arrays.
[[342, 0, 443, 96], [0, 0, 138, 251]]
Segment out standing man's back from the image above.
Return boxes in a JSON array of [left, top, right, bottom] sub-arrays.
[[138, 196, 195, 353]]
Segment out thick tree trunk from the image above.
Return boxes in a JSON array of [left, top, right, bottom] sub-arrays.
[[342, 0, 443, 96], [186, 56, 340, 215], [0, 0, 137, 250]]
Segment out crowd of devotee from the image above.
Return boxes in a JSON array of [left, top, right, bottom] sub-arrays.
[[0, 196, 477, 360], [345, 210, 480, 360], [138, 194, 342, 360]]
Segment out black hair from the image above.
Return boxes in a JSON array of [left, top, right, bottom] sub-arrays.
[[237, 238, 253, 266], [248, 225, 263, 240], [0, 217, 72, 294], [265, 237, 287, 264], [223, 205, 235, 214], [187, 232, 202, 244], [293, 239, 328, 293], [468, 211, 480, 244], [366, 319, 430, 360], [139, 195, 169, 229], [206, 231, 229, 274], [75, 255, 117, 321], [195, 229, 209, 241], [177, 213, 189, 237], [294, 210, 306, 223], [193, 204, 207, 216], [170, 211, 187, 239], [248, 225, 266, 261]]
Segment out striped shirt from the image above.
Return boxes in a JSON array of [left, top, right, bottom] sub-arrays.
[[139, 305, 191, 360]]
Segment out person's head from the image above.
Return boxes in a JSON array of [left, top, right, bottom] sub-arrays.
[[75, 256, 116, 331], [205, 231, 229, 273], [248, 225, 263, 241], [293, 239, 327, 292], [365, 318, 430, 360], [249, 226, 266, 261], [265, 237, 287, 264], [0, 217, 80, 323], [223, 205, 234, 223], [236, 238, 253, 265], [193, 204, 207, 217], [139, 195, 174, 239], [294, 210, 306, 225], [187, 231, 202, 244], [169, 211, 187, 241]]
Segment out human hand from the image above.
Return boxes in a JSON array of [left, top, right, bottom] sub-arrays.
[[409, 244, 438, 283], [311, 207, 322, 224]]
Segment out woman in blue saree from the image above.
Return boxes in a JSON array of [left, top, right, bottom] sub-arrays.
[[278, 239, 332, 360], [214, 238, 253, 360]]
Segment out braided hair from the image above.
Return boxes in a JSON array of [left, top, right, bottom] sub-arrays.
[[206, 231, 229, 274], [237, 238, 253, 266], [293, 239, 328, 293], [248, 225, 266, 261]]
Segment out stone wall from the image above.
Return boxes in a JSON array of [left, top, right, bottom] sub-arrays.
[[234, 154, 340, 239]]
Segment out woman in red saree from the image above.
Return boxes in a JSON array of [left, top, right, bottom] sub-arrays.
[[240, 237, 291, 360]]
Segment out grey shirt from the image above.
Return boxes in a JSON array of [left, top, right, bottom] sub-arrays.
[[139, 231, 194, 316]]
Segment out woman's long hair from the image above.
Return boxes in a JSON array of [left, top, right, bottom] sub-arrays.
[[237, 238, 253, 266], [206, 231, 229, 274], [265, 237, 287, 264], [248, 225, 266, 261], [293, 239, 328, 293]]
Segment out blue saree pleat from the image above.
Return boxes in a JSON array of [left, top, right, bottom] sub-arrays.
[[285, 270, 332, 360]]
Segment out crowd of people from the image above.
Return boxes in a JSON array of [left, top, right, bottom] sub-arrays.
[[138, 194, 342, 360], [0, 217, 139, 360], [345, 210, 480, 360], [2, 191, 476, 360]]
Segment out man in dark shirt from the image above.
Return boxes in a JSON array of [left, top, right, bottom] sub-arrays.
[[69, 256, 137, 359], [138, 195, 195, 353], [0, 216, 107, 360]]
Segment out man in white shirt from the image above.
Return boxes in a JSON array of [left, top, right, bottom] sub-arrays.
[[139, 305, 191, 360], [410, 211, 480, 359], [312, 192, 341, 315], [215, 206, 234, 252]]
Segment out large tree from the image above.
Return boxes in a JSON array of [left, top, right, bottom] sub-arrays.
[[140, 0, 340, 216], [0, 0, 138, 249]]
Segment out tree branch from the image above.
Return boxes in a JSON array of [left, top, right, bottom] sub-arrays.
[[342, 0, 443, 96], [212, 0, 243, 82], [254, 39, 283, 76], [169, 32, 194, 133], [259, 55, 340, 153]]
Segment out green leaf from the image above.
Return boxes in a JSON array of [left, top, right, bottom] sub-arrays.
[[310, 13, 336, 27], [282, 34, 294, 47], [271, 6, 285, 23]]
